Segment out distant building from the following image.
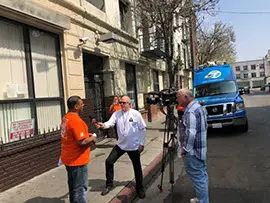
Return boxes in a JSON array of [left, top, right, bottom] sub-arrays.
[[231, 59, 266, 88]]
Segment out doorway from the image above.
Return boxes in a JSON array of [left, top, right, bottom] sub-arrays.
[[125, 63, 138, 109], [83, 52, 105, 122]]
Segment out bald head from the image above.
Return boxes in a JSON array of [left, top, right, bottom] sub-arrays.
[[121, 96, 131, 103], [120, 96, 131, 112]]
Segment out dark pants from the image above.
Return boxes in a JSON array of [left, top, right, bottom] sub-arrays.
[[105, 145, 144, 192], [65, 164, 88, 203]]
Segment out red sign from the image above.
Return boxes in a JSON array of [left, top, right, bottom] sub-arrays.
[[10, 119, 35, 141]]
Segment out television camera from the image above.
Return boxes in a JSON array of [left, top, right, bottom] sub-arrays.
[[146, 88, 178, 107]]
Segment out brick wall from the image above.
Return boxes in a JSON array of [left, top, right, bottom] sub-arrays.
[[0, 131, 61, 192]]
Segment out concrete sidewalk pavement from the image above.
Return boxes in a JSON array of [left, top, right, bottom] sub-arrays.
[[0, 118, 166, 203]]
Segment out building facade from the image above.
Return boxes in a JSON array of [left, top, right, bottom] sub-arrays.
[[0, 0, 193, 191], [231, 59, 266, 88]]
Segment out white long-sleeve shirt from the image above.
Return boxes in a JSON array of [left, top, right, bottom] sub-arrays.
[[103, 109, 146, 151]]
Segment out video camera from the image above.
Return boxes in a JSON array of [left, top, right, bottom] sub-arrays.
[[146, 88, 178, 107]]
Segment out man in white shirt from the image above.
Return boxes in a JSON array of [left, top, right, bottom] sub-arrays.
[[96, 96, 146, 199]]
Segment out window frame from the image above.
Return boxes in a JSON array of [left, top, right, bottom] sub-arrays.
[[235, 66, 240, 71], [119, 0, 129, 32], [86, 0, 105, 11], [243, 65, 248, 71], [0, 17, 65, 136], [260, 72, 265, 77]]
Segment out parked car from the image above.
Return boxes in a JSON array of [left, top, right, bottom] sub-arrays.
[[239, 86, 250, 94], [260, 84, 270, 91]]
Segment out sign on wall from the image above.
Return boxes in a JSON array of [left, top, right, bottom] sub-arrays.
[[10, 119, 35, 142]]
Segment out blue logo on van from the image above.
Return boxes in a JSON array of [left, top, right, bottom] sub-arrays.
[[205, 70, 222, 79]]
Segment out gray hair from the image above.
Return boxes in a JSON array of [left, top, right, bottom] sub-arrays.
[[178, 88, 193, 98]]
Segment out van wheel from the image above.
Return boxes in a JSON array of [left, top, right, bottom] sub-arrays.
[[239, 120, 248, 133]]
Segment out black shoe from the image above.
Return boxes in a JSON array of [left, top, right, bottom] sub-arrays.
[[137, 190, 146, 199], [101, 186, 114, 196]]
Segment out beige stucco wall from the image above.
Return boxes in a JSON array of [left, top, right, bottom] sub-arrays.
[[2, 0, 167, 109], [29, 0, 141, 99]]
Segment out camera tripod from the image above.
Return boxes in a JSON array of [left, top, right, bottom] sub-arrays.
[[157, 104, 179, 193]]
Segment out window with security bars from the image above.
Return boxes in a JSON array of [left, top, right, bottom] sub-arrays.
[[0, 18, 64, 144]]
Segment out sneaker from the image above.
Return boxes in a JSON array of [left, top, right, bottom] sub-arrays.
[[101, 185, 115, 196], [137, 189, 146, 199], [190, 197, 199, 203]]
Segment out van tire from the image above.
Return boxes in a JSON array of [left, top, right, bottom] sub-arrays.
[[239, 120, 248, 133]]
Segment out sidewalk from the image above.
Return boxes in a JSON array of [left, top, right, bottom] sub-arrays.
[[0, 118, 166, 203]]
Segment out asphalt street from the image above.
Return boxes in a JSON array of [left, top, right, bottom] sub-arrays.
[[135, 90, 270, 203]]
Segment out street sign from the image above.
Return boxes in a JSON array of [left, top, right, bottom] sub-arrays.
[[10, 119, 35, 142]]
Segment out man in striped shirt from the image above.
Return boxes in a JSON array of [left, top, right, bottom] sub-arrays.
[[177, 88, 209, 203]]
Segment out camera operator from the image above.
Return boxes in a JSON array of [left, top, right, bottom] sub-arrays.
[[177, 88, 209, 203]]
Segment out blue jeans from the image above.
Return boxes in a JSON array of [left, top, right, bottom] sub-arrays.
[[65, 165, 88, 203], [183, 153, 209, 203]]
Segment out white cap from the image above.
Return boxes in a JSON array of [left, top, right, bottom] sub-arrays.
[[92, 133, 97, 137]]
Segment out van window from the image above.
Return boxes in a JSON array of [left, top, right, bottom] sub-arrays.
[[194, 81, 237, 98]]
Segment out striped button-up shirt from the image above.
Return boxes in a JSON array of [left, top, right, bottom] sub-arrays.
[[179, 100, 208, 160]]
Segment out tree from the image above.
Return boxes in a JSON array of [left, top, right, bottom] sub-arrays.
[[197, 21, 236, 65], [134, 0, 219, 87]]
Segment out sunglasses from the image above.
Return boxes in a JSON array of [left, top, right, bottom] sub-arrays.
[[119, 102, 129, 104]]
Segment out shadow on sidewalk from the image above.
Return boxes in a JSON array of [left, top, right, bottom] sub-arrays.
[[146, 127, 165, 132], [24, 197, 65, 203], [88, 179, 130, 192], [95, 144, 115, 149], [24, 193, 69, 203]]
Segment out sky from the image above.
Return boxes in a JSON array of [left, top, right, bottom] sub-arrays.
[[204, 0, 270, 62]]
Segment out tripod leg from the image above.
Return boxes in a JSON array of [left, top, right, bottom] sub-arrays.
[[158, 118, 170, 193], [157, 142, 168, 192]]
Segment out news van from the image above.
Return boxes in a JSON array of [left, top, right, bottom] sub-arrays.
[[193, 64, 248, 132]]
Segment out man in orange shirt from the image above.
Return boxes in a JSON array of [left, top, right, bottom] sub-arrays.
[[60, 96, 96, 203]]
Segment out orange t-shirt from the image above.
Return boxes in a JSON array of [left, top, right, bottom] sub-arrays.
[[60, 112, 90, 166], [109, 103, 121, 113]]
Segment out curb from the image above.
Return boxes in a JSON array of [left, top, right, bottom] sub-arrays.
[[109, 152, 163, 203]]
